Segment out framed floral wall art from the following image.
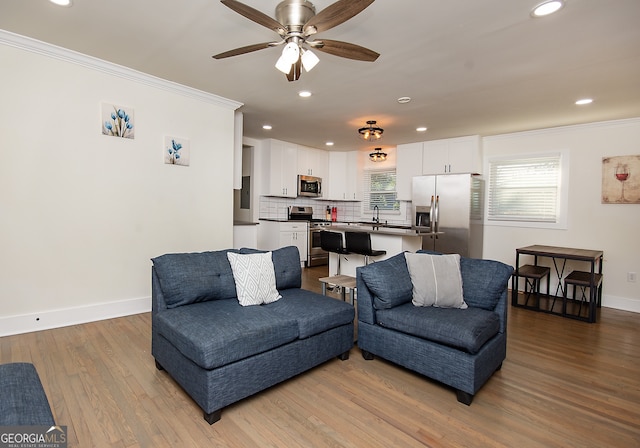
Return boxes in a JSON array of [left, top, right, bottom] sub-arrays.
[[602, 155, 640, 204], [164, 136, 190, 166], [101, 103, 134, 139]]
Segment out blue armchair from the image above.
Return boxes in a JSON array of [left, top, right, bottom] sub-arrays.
[[356, 252, 513, 404]]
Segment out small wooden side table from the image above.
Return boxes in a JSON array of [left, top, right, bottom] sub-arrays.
[[318, 275, 357, 305]]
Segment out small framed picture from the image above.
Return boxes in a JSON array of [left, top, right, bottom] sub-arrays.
[[164, 136, 190, 166], [101, 103, 134, 139], [602, 155, 640, 204]]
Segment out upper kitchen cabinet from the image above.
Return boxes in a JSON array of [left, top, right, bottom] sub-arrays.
[[297, 145, 328, 180], [422, 135, 482, 175], [263, 139, 298, 197], [327, 151, 360, 201], [396, 142, 424, 201]]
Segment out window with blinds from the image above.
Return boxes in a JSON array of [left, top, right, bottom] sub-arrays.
[[362, 168, 400, 213], [488, 154, 562, 223]]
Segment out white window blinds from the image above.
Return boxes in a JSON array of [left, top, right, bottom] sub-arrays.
[[362, 168, 399, 212], [488, 154, 561, 223]]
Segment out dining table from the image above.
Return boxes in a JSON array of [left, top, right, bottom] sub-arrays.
[[512, 244, 604, 322]]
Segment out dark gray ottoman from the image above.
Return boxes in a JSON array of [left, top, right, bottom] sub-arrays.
[[0, 362, 55, 425]]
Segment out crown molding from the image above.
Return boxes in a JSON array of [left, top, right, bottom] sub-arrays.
[[484, 117, 640, 141], [0, 29, 243, 111]]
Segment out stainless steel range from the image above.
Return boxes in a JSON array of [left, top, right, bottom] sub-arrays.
[[288, 206, 331, 267]]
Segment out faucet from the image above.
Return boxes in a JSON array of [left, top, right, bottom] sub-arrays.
[[373, 205, 380, 224]]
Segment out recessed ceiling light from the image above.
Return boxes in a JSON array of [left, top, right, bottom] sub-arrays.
[[325, 142, 334, 146], [397, 96, 412, 104], [49, 0, 72, 6], [262, 125, 272, 130], [416, 127, 428, 132], [575, 98, 593, 105], [531, 0, 564, 17], [298, 91, 312, 98]]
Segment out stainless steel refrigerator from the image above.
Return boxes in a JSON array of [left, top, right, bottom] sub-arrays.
[[412, 174, 484, 258]]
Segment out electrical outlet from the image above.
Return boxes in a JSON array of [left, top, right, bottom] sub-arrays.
[[628, 272, 637, 283]]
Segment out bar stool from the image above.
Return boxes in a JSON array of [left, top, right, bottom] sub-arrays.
[[563, 271, 603, 322], [515, 264, 550, 310], [320, 231, 350, 275], [344, 231, 386, 265]]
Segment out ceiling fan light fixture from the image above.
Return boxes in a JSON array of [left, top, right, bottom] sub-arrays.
[[282, 42, 300, 64], [276, 41, 302, 74], [369, 148, 387, 162], [275, 56, 291, 74], [358, 120, 384, 141], [301, 49, 319, 72]]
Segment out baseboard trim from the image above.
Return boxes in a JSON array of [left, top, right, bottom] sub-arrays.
[[603, 294, 640, 314], [0, 297, 151, 337]]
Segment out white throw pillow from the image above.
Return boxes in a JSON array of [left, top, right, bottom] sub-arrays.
[[227, 252, 281, 306], [404, 253, 467, 309]]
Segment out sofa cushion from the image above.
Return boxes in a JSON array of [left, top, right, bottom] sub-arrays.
[[376, 303, 500, 354], [404, 252, 467, 309], [227, 251, 281, 306], [240, 246, 302, 290], [359, 252, 413, 309], [460, 258, 514, 310], [155, 299, 299, 369], [266, 289, 355, 339], [151, 249, 239, 309]]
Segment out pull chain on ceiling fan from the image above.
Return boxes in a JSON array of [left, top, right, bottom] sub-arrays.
[[212, 0, 380, 81]]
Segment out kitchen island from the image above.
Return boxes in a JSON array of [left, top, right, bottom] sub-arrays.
[[326, 223, 430, 277]]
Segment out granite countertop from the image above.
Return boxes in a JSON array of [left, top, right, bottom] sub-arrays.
[[233, 221, 260, 226], [328, 223, 440, 237]]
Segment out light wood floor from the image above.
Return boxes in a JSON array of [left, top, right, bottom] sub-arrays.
[[2, 265, 639, 447]]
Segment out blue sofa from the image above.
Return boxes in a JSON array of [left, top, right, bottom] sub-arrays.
[[151, 246, 354, 424], [0, 363, 56, 426], [356, 252, 513, 405]]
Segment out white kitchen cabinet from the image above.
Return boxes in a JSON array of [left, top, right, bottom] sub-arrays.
[[259, 221, 307, 265], [297, 145, 328, 180], [327, 151, 359, 201], [264, 139, 298, 197], [279, 222, 308, 265], [396, 142, 424, 201], [422, 135, 482, 174]]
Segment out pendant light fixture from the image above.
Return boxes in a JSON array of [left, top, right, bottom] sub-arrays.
[[358, 120, 384, 141], [369, 148, 387, 162]]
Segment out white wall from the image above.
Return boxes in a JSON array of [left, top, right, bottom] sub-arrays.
[[0, 33, 241, 335], [482, 118, 640, 312]]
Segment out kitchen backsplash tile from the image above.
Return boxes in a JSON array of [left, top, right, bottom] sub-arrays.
[[259, 196, 412, 225]]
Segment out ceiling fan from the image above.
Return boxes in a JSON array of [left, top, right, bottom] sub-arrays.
[[212, 0, 380, 81]]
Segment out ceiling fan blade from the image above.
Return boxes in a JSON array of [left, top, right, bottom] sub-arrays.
[[286, 59, 302, 82], [212, 42, 275, 59], [304, 0, 375, 35], [221, 0, 286, 36], [312, 39, 380, 62]]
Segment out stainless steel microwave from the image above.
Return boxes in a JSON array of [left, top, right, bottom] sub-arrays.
[[297, 175, 322, 197]]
